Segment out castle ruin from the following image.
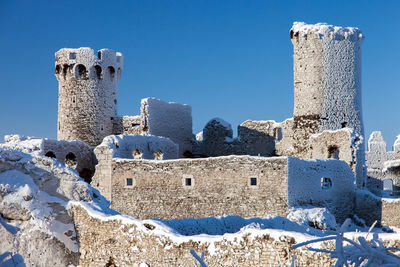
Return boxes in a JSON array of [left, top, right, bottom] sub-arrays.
[[44, 22, 400, 226]]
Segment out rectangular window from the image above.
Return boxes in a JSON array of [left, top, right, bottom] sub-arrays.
[[250, 177, 257, 186], [126, 178, 133, 186], [69, 53, 77, 60], [185, 178, 192, 186]]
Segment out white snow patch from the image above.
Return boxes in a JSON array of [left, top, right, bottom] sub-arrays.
[[288, 206, 337, 230]]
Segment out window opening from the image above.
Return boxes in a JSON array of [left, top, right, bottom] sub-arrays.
[[250, 177, 257, 186], [321, 177, 332, 189]]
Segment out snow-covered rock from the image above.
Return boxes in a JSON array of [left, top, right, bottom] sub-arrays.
[[0, 145, 110, 266]]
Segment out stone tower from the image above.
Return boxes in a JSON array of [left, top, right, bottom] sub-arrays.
[[290, 22, 364, 137], [289, 22, 366, 187], [55, 47, 123, 146]]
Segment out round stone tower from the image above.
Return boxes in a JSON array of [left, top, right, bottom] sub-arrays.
[[290, 22, 366, 187], [290, 22, 364, 136], [55, 47, 123, 146]]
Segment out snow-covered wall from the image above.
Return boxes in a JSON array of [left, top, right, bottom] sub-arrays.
[[288, 157, 356, 223], [56, 47, 123, 146]]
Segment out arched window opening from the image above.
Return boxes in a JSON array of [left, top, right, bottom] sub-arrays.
[[97, 50, 102, 60], [117, 67, 122, 79], [45, 151, 56, 158], [55, 65, 61, 75], [79, 168, 93, 184], [132, 149, 142, 159], [75, 64, 87, 79], [328, 145, 340, 159], [108, 66, 115, 80], [154, 150, 163, 160], [65, 152, 77, 169], [94, 65, 103, 79]]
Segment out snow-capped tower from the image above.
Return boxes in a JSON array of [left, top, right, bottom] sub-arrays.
[[290, 22, 365, 187], [290, 22, 364, 135], [55, 47, 123, 146]]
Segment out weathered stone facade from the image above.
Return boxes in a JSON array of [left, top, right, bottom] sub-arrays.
[[92, 154, 356, 222], [56, 47, 123, 146], [355, 189, 400, 228], [73, 204, 338, 267]]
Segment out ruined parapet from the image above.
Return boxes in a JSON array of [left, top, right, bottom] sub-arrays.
[[237, 120, 279, 157], [366, 132, 400, 192], [111, 115, 142, 135], [196, 118, 237, 157], [290, 22, 365, 187], [126, 98, 192, 157], [55, 47, 123, 146]]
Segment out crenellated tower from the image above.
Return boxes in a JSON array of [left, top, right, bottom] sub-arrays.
[[55, 47, 123, 146]]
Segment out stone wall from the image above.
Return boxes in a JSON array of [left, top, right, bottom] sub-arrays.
[[92, 134, 179, 201], [56, 47, 123, 146], [94, 155, 356, 222], [112, 115, 143, 135], [72, 204, 338, 267], [110, 156, 289, 220], [355, 189, 400, 227], [288, 157, 355, 223]]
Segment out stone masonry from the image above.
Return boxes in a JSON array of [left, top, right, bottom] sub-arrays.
[[56, 47, 123, 146]]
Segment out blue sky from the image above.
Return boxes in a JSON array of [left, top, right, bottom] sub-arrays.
[[1, 0, 399, 149]]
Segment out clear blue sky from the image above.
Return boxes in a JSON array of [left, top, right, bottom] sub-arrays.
[[1, 0, 399, 149]]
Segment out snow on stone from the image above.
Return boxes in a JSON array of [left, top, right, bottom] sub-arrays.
[[383, 159, 400, 172], [288, 206, 337, 230], [0, 145, 110, 255], [99, 134, 179, 160], [291, 22, 363, 40]]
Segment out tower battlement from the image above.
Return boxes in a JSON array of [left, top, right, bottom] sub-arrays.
[[55, 47, 123, 81], [56, 47, 123, 146]]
